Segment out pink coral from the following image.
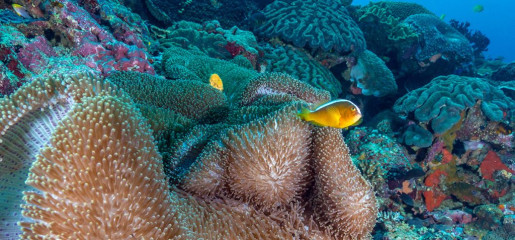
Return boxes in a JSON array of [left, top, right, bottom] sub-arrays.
[[17, 36, 57, 71], [44, 0, 154, 75], [446, 210, 473, 224]]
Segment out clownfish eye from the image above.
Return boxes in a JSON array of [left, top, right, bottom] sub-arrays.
[[351, 107, 356, 111]]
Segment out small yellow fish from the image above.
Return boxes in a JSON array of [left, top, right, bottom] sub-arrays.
[[297, 99, 362, 129], [12, 4, 31, 19], [209, 73, 223, 91], [440, 14, 446, 20], [496, 122, 512, 135], [473, 5, 484, 13]]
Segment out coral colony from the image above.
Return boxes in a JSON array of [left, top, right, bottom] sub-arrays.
[[0, 0, 514, 239]]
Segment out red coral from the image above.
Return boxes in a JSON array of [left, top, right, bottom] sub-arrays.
[[424, 169, 448, 187], [224, 41, 244, 57], [479, 151, 514, 181], [423, 190, 447, 212], [423, 169, 449, 212]]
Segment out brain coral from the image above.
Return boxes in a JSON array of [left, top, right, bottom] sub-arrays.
[[256, 0, 366, 53], [262, 44, 342, 97], [350, 50, 398, 97], [403, 14, 473, 63], [394, 75, 515, 134]]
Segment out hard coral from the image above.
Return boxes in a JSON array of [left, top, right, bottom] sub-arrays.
[[261, 43, 342, 97], [349, 50, 398, 97], [161, 20, 260, 66], [394, 75, 515, 134], [256, 0, 366, 53], [145, 0, 259, 28], [403, 14, 473, 64]]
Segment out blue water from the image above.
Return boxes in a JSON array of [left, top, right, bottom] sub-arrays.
[[353, 0, 515, 63]]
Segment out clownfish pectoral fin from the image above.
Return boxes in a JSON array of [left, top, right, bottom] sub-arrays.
[[351, 118, 363, 127], [297, 107, 310, 121]]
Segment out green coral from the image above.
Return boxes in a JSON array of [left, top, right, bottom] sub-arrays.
[[350, 50, 398, 97], [394, 75, 515, 134], [159, 20, 259, 61], [256, 0, 366, 53], [401, 124, 433, 148], [380, 1, 433, 20], [357, 1, 420, 42]]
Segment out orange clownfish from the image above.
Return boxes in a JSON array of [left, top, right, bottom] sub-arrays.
[[297, 99, 362, 129], [209, 73, 223, 91]]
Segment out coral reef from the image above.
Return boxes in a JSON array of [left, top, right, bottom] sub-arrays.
[[256, 0, 366, 54], [1, 0, 513, 239], [347, 127, 414, 186], [401, 124, 434, 148], [355, 1, 430, 64], [1, 71, 378, 239]]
